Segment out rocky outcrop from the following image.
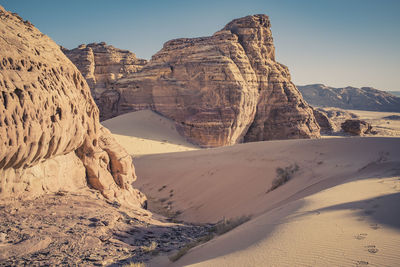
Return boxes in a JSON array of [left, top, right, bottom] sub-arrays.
[[383, 115, 400, 120], [0, 6, 145, 206], [341, 119, 372, 135], [110, 15, 320, 147], [311, 107, 359, 133], [312, 108, 334, 133], [62, 43, 147, 120], [298, 84, 400, 112]]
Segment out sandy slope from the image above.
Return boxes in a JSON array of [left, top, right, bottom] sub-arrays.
[[101, 110, 199, 157], [103, 110, 400, 266], [171, 174, 400, 267], [134, 137, 400, 223], [133, 137, 400, 266]]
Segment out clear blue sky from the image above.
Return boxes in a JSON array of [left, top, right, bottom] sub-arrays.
[[1, 0, 399, 91]]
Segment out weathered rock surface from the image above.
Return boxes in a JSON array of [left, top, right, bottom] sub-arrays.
[[341, 119, 372, 135], [0, 193, 215, 266], [109, 14, 320, 147], [62, 43, 147, 120], [315, 108, 359, 133], [0, 6, 145, 207], [298, 84, 400, 112], [312, 108, 334, 133]]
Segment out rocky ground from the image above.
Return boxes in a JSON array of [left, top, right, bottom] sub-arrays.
[[316, 107, 400, 137], [0, 192, 214, 266]]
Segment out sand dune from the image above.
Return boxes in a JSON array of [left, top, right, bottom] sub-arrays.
[[103, 111, 400, 266], [101, 110, 199, 157], [134, 137, 400, 223], [171, 174, 400, 267], [132, 137, 400, 266]]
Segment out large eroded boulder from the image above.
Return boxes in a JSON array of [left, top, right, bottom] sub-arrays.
[[0, 6, 145, 206], [341, 119, 372, 136], [62, 43, 147, 120], [112, 14, 320, 147]]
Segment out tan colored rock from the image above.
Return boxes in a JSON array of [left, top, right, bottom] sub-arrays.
[[113, 14, 320, 146], [316, 107, 359, 132], [62, 43, 147, 120], [312, 108, 334, 133], [341, 119, 372, 136], [0, 6, 145, 207], [0, 152, 86, 200]]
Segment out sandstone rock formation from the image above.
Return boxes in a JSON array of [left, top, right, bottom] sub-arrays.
[[106, 15, 320, 147], [298, 84, 400, 112], [315, 108, 359, 133], [0, 6, 145, 207], [341, 119, 372, 136], [312, 108, 334, 133], [62, 43, 147, 120]]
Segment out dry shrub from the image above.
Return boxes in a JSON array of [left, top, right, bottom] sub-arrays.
[[169, 215, 251, 262], [269, 164, 299, 191]]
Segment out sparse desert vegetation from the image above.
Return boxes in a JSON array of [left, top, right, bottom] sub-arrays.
[[169, 215, 251, 262], [1, 2, 400, 267], [141, 241, 158, 254], [123, 262, 146, 267], [269, 164, 299, 192]]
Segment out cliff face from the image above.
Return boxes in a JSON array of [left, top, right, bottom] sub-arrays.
[[0, 6, 145, 206], [298, 84, 400, 112], [114, 15, 320, 147], [62, 43, 147, 120]]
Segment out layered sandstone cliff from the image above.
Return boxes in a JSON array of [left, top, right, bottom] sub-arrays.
[[62, 43, 147, 120], [0, 6, 145, 206], [113, 15, 320, 146]]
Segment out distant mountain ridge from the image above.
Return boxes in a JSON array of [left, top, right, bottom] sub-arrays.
[[298, 84, 400, 112], [387, 91, 400, 97]]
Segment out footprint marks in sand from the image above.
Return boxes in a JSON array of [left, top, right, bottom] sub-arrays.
[[356, 260, 369, 266], [353, 204, 382, 266], [365, 245, 379, 254], [353, 233, 380, 253], [369, 223, 381, 230], [354, 233, 368, 240]]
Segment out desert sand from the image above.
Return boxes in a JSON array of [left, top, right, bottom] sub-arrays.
[[135, 137, 400, 266], [2, 3, 399, 266], [101, 110, 400, 266], [101, 110, 199, 157], [167, 174, 400, 267]]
